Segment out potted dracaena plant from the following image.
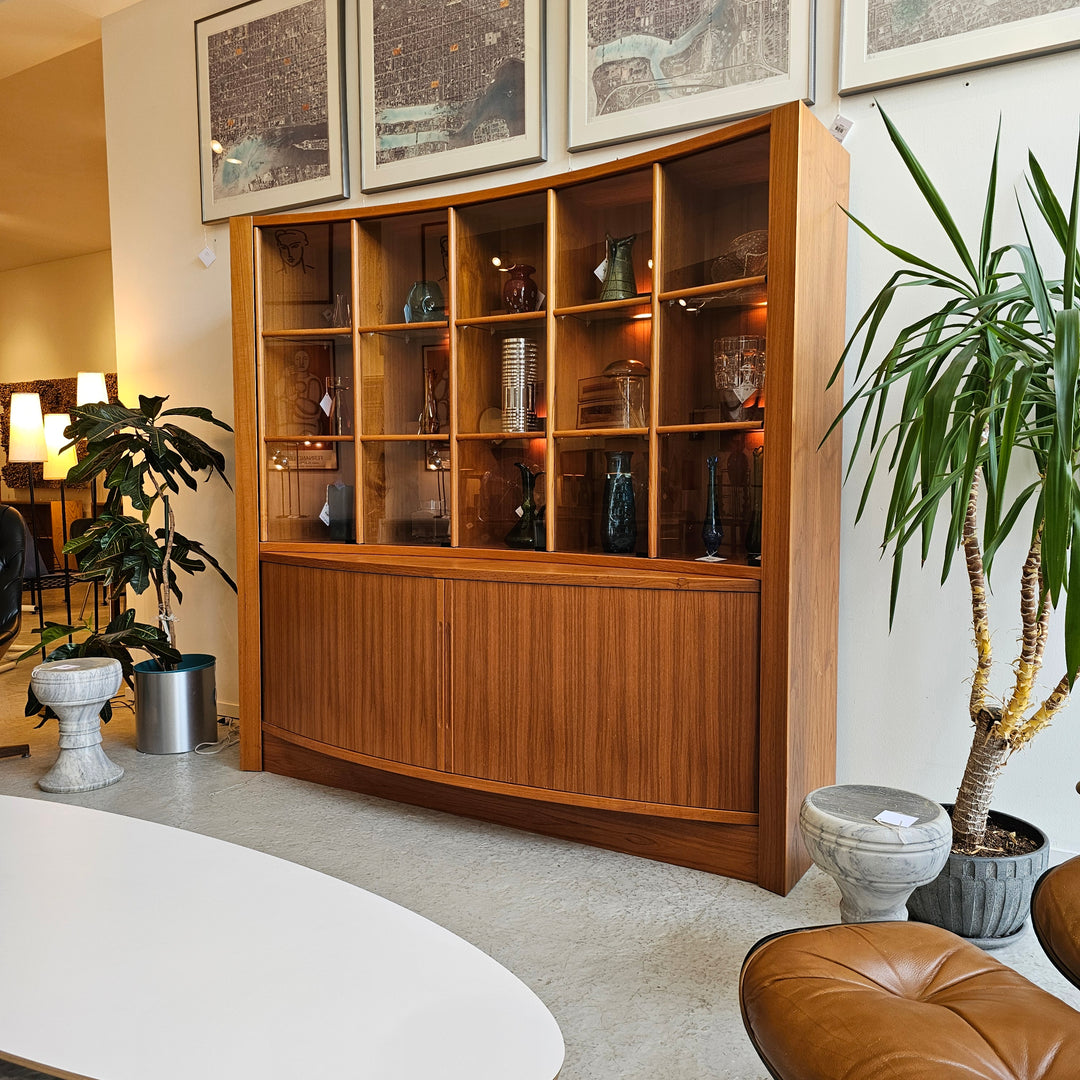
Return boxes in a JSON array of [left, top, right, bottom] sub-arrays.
[[830, 107, 1080, 945], [55, 394, 237, 753]]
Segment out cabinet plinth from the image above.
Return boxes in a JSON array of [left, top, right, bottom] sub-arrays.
[[232, 102, 849, 894]]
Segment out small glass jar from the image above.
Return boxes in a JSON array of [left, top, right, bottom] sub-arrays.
[[602, 358, 649, 428]]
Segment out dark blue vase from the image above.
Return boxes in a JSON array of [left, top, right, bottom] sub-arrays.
[[601, 450, 636, 554], [702, 455, 724, 558]]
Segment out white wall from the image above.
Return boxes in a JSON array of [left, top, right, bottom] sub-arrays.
[[0, 250, 115, 382], [102, 2, 1080, 851]]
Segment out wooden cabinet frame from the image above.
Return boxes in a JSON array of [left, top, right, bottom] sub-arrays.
[[232, 102, 849, 895]]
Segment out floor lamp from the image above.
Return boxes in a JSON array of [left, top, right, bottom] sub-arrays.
[[76, 372, 109, 631], [43, 413, 77, 631], [8, 393, 49, 661]]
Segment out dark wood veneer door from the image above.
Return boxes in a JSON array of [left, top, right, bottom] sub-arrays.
[[450, 580, 759, 811], [261, 563, 439, 768]]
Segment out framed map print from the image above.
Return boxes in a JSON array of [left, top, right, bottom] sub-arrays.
[[567, 0, 814, 152], [839, 0, 1080, 95], [358, 0, 547, 192], [196, 0, 348, 223]]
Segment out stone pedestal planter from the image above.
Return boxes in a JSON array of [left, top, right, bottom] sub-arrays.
[[800, 784, 952, 923], [32, 658, 124, 794]]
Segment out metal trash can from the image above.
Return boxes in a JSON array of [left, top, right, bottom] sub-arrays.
[[134, 653, 219, 754]]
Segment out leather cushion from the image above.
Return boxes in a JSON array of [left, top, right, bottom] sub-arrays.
[[1032, 856, 1080, 990], [740, 921, 1080, 1080]]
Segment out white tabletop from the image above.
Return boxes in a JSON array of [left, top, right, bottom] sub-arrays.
[[0, 795, 564, 1080]]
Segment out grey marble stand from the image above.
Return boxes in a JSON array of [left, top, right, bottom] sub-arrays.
[[32, 658, 124, 794], [800, 784, 952, 923]]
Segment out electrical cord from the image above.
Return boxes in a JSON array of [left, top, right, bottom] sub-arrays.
[[195, 716, 239, 755]]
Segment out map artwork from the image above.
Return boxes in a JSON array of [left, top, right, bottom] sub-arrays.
[[586, 0, 790, 120], [866, 0, 1080, 55], [207, 0, 331, 197], [371, 0, 528, 165]]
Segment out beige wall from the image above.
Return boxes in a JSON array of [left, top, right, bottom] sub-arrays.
[[0, 250, 115, 382], [102, 0, 1080, 852]]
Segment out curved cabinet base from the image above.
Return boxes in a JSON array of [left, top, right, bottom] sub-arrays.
[[263, 732, 760, 884]]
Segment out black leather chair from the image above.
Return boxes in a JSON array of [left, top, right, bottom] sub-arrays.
[[0, 505, 29, 758]]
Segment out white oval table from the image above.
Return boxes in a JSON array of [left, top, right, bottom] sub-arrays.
[[0, 795, 564, 1080]]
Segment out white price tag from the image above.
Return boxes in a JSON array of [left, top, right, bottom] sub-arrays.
[[319, 392, 333, 416], [593, 258, 607, 282], [515, 505, 523, 518], [319, 501, 331, 526], [535, 290, 546, 310], [197, 245, 216, 268], [874, 810, 918, 828]]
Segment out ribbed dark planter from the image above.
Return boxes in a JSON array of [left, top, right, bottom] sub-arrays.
[[906, 806, 1049, 950]]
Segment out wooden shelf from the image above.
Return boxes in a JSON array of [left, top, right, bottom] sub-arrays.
[[232, 101, 850, 895]]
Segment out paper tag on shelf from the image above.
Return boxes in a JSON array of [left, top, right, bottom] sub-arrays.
[[874, 810, 918, 828], [319, 501, 331, 526], [319, 392, 333, 415], [515, 506, 523, 518], [593, 258, 607, 281]]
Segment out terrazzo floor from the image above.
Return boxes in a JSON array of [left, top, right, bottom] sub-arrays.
[[1, 595, 1078, 1079]]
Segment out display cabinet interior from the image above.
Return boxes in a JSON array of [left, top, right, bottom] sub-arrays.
[[658, 300, 767, 428], [357, 211, 449, 328], [358, 327, 449, 437], [258, 220, 352, 332], [657, 429, 763, 563], [360, 439, 451, 547], [661, 133, 770, 296], [553, 169, 654, 309], [456, 437, 547, 551], [553, 435, 649, 556], [454, 193, 548, 319], [553, 311, 651, 433], [456, 324, 547, 435]]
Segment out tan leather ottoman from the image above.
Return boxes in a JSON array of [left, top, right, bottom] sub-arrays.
[[1033, 856, 1080, 990], [740, 921, 1080, 1079]]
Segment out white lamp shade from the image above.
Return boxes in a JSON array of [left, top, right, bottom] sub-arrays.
[[8, 392, 48, 463], [76, 371, 109, 406], [43, 413, 78, 481]]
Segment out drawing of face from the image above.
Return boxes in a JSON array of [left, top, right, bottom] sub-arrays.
[[276, 229, 309, 270]]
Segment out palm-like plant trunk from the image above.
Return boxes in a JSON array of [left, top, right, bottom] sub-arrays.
[[954, 481, 1058, 850], [953, 707, 1010, 849]]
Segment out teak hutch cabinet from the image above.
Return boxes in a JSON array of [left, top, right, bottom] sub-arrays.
[[231, 102, 848, 895]]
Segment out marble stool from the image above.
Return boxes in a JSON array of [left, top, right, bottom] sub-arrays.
[[32, 658, 124, 794], [800, 784, 951, 923]]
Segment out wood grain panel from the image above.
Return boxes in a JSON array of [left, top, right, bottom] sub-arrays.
[[263, 731, 759, 882], [230, 215, 263, 770], [261, 563, 439, 768], [450, 580, 759, 810], [757, 101, 848, 894]]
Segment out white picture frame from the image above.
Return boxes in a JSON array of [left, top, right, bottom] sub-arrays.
[[196, 0, 348, 223], [358, 0, 547, 193], [839, 0, 1080, 96], [567, 1, 815, 153]]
